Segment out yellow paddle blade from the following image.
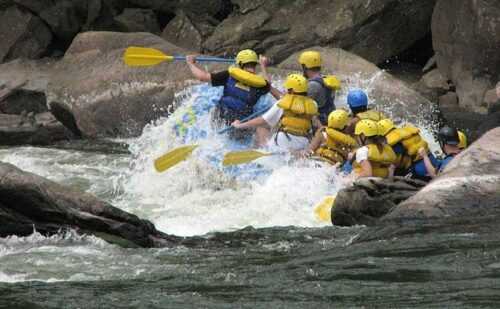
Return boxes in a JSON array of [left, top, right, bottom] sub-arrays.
[[123, 47, 174, 67], [154, 145, 198, 172], [222, 150, 271, 166], [314, 195, 336, 222]]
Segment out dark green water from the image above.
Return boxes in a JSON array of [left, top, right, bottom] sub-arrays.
[[2, 224, 500, 309]]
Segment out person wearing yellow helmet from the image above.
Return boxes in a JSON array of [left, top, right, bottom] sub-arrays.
[[231, 74, 318, 151], [378, 118, 438, 181], [351, 119, 397, 178], [303, 109, 357, 166], [298, 51, 341, 127], [186, 49, 279, 137]]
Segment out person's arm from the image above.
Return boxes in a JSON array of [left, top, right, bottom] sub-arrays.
[[388, 164, 396, 178], [259, 55, 282, 100], [186, 55, 211, 82], [232, 117, 268, 130], [356, 160, 373, 178], [418, 147, 437, 178], [301, 129, 325, 157], [312, 115, 322, 129]]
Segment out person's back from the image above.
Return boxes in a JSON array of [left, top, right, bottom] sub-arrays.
[[345, 90, 386, 134], [298, 51, 340, 125]]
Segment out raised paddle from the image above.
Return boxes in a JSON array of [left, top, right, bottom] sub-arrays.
[[154, 145, 198, 173], [314, 195, 336, 222], [222, 150, 285, 166], [124, 47, 236, 67]]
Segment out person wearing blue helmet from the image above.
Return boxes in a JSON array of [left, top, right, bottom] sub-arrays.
[[345, 89, 386, 134]]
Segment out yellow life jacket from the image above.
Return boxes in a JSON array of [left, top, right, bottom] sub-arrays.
[[385, 126, 428, 161], [315, 128, 358, 164], [354, 144, 397, 178], [356, 110, 386, 122], [228, 67, 267, 88], [277, 94, 318, 136], [322, 75, 341, 91]]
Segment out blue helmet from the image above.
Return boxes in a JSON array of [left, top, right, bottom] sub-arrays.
[[347, 90, 368, 109]]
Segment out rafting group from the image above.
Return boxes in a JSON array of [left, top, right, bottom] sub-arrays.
[[183, 48, 467, 182]]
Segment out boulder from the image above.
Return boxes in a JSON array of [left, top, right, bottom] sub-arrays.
[[0, 90, 47, 114], [432, 0, 500, 114], [0, 162, 179, 247], [414, 69, 450, 103], [204, 0, 437, 64], [332, 177, 427, 226], [127, 0, 226, 18], [384, 127, 500, 222], [0, 5, 52, 63], [0, 112, 73, 145], [161, 10, 210, 52], [279, 47, 439, 126], [46, 31, 205, 138], [114, 8, 160, 34]]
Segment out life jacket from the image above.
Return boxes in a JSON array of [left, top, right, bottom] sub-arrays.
[[354, 144, 397, 178], [385, 126, 428, 162], [315, 128, 358, 164], [356, 110, 386, 121], [310, 75, 340, 123], [277, 94, 318, 137], [219, 68, 267, 113]]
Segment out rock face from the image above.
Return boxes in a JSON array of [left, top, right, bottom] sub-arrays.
[[46, 31, 200, 138], [0, 162, 178, 247], [0, 112, 73, 145], [204, 0, 436, 64], [0, 5, 52, 62], [384, 127, 500, 222], [161, 11, 213, 52], [114, 8, 161, 34], [332, 177, 427, 226], [279, 47, 439, 126], [432, 0, 500, 114]]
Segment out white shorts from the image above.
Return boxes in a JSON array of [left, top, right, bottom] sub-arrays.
[[268, 132, 309, 152]]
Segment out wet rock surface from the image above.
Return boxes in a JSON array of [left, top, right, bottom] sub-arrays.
[[0, 162, 179, 247], [332, 177, 427, 227]]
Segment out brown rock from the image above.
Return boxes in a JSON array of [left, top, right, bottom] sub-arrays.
[[204, 0, 436, 64], [432, 0, 500, 114], [384, 127, 500, 221], [114, 8, 161, 34], [0, 5, 52, 63], [161, 11, 204, 51]]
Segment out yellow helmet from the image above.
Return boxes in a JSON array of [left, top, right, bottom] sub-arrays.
[[327, 110, 349, 130], [378, 118, 395, 136], [298, 51, 322, 69], [284, 74, 308, 93], [458, 130, 467, 149], [236, 49, 258, 67], [355, 119, 379, 137]]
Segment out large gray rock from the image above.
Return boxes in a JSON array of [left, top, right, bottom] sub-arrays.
[[127, 0, 226, 17], [204, 0, 436, 64], [432, 0, 500, 114], [114, 8, 160, 34], [0, 162, 178, 247], [0, 5, 52, 63], [46, 31, 222, 138], [384, 127, 500, 221], [0, 112, 73, 145], [161, 10, 211, 52], [279, 47, 439, 126], [332, 177, 427, 226]]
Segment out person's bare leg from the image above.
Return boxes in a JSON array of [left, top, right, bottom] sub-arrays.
[[255, 126, 271, 147]]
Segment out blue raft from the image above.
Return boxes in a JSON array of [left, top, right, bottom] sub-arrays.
[[168, 84, 276, 180]]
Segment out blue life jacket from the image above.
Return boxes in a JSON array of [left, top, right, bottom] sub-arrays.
[[310, 76, 335, 124], [412, 153, 440, 179], [438, 154, 455, 173], [219, 77, 263, 115]]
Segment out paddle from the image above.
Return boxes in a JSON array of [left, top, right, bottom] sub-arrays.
[[217, 107, 272, 134], [222, 150, 284, 166], [314, 195, 336, 222], [124, 47, 235, 67], [154, 145, 198, 173]]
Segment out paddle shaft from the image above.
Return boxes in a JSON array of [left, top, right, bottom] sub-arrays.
[[217, 107, 272, 134], [173, 55, 235, 63]]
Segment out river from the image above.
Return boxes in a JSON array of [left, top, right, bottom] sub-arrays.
[[1, 85, 499, 308]]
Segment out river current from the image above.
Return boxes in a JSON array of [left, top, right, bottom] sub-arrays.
[[1, 84, 499, 308]]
